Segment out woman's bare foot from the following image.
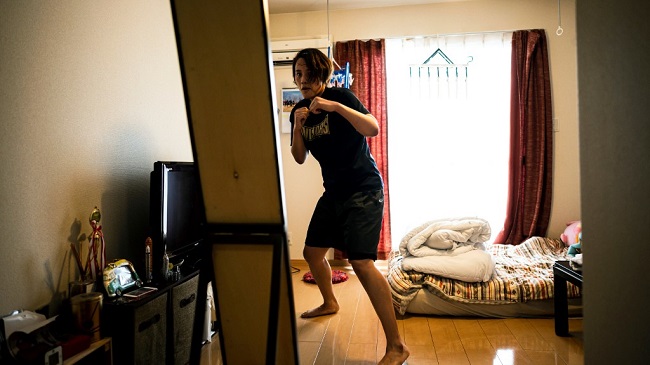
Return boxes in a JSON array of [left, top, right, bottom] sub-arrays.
[[300, 303, 340, 318], [378, 343, 410, 365]]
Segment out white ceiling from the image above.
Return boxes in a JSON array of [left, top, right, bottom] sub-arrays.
[[268, 0, 460, 14]]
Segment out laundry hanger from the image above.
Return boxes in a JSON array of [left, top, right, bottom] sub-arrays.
[[422, 48, 454, 65], [330, 61, 351, 88], [410, 48, 473, 79], [325, 0, 352, 88]]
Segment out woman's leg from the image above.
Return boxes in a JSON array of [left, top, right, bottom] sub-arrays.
[[350, 259, 409, 365], [301, 245, 340, 318]]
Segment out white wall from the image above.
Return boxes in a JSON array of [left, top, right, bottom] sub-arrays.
[[0, 2, 192, 314], [270, 0, 580, 260]]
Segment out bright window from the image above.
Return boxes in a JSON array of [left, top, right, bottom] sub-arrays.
[[386, 33, 512, 248]]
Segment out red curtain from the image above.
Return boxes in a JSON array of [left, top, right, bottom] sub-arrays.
[[495, 30, 554, 245], [334, 39, 392, 260]]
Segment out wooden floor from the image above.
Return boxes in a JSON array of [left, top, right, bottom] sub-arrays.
[[201, 261, 583, 365]]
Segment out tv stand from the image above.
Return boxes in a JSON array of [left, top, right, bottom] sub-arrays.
[[101, 270, 200, 365]]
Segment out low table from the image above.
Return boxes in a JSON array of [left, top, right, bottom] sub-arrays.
[[553, 260, 583, 336]]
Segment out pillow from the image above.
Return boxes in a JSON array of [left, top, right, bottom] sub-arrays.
[[560, 220, 581, 246]]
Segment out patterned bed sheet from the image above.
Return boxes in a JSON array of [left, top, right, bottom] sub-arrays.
[[387, 236, 582, 315]]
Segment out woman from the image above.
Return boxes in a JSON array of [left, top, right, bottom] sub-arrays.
[[290, 48, 409, 365]]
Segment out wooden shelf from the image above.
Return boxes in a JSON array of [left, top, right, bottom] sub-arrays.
[[64, 337, 112, 365]]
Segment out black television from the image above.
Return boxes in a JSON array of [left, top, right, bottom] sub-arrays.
[[149, 161, 204, 282]]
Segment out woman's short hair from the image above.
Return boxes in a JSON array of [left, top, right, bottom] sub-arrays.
[[292, 48, 333, 84]]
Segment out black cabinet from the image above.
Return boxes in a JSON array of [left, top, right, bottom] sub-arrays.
[[102, 271, 199, 365], [169, 274, 199, 365]]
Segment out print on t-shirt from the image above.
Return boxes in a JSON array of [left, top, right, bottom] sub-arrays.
[[302, 115, 330, 142]]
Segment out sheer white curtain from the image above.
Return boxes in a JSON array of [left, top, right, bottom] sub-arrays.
[[386, 33, 512, 248]]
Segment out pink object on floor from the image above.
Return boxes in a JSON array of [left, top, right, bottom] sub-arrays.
[[302, 270, 349, 284]]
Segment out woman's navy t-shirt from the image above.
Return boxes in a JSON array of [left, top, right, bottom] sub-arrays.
[[290, 87, 383, 198]]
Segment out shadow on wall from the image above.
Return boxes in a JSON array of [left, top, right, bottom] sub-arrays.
[[100, 174, 150, 272], [36, 220, 87, 317], [99, 122, 154, 274], [40, 180, 149, 316], [38, 121, 184, 315], [42, 258, 67, 318]]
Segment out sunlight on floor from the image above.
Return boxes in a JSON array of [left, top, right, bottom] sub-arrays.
[[495, 349, 514, 365]]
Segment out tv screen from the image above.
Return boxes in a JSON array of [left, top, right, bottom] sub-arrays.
[[149, 161, 204, 281]]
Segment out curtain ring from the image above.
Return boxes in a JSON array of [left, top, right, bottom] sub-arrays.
[[556, 26, 564, 36]]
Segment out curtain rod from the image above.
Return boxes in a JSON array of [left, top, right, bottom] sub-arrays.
[[335, 29, 516, 44]]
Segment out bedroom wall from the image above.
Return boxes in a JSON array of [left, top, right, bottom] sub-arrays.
[[270, 0, 580, 260], [0, 2, 192, 314]]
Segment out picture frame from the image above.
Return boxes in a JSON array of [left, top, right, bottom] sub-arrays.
[[281, 88, 302, 133]]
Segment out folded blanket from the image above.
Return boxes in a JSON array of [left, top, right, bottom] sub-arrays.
[[399, 217, 492, 257], [397, 217, 494, 282], [401, 248, 495, 282]]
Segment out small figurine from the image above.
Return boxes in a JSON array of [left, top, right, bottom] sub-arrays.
[[69, 207, 106, 282], [86, 206, 106, 280]]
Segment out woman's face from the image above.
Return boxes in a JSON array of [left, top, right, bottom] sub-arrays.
[[294, 58, 325, 100]]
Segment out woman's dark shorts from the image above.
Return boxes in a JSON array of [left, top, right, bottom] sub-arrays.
[[305, 189, 384, 261]]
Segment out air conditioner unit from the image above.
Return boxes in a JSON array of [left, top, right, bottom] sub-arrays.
[[271, 38, 330, 65]]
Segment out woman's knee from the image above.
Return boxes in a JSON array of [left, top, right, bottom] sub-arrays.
[[349, 258, 373, 273], [303, 246, 328, 263]]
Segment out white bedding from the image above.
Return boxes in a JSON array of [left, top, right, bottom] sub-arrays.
[[401, 248, 494, 282], [398, 217, 494, 282]]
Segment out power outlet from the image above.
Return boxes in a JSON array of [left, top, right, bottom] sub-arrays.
[[287, 231, 292, 246]]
